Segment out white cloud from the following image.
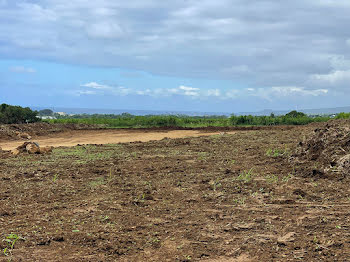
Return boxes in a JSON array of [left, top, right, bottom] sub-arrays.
[[2, 0, 350, 93], [206, 89, 221, 97], [311, 70, 350, 85], [224, 90, 240, 99], [9, 66, 36, 73], [78, 82, 329, 101], [81, 82, 112, 89], [178, 85, 200, 96], [254, 86, 328, 101], [178, 85, 199, 91]]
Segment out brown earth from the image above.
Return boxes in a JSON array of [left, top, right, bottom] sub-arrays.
[[0, 123, 350, 261], [0, 122, 104, 141], [0, 129, 236, 151]]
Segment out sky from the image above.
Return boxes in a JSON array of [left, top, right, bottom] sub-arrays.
[[0, 0, 350, 113]]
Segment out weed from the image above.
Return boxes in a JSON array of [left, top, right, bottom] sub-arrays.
[[2, 233, 25, 258], [89, 177, 106, 188], [53, 174, 59, 183], [282, 173, 293, 182], [100, 215, 110, 222], [266, 147, 289, 157], [265, 174, 279, 184], [233, 197, 246, 206], [236, 168, 254, 183]]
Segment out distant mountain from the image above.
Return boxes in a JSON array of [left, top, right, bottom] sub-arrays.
[[239, 106, 350, 116]]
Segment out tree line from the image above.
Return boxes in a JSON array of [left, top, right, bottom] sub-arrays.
[[0, 104, 39, 124]]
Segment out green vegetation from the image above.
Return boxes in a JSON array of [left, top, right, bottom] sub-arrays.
[[266, 147, 289, 157], [0, 104, 39, 124], [2, 102, 350, 128], [236, 168, 255, 183], [335, 112, 350, 119], [44, 110, 331, 128], [46, 114, 230, 128], [38, 109, 54, 116], [229, 113, 328, 126], [2, 233, 25, 258]]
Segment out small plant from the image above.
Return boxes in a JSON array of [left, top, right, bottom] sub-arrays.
[[212, 178, 222, 191], [282, 173, 293, 182], [198, 152, 209, 160], [100, 215, 110, 222], [53, 174, 59, 183], [2, 233, 25, 258], [265, 174, 279, 184], [233, 196, 246, 206], [237, 168, 254, 183], [266, 147, 289, 157], [88, 177, 106, 188]]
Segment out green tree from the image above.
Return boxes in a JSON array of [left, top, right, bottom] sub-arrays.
[[285, 110, 306, 118], [0, 104, 39, 124], [39, 109, 54, 116]]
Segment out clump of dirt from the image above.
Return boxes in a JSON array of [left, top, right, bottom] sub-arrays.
[[292, 119, 350, 179]]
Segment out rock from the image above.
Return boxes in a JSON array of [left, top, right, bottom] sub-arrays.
[[11, 148, 20, 156], [277, 232, 296, 245], [26, 143, 41, 154], [40, 146, 53, 154], [12, 142, 52, 155]]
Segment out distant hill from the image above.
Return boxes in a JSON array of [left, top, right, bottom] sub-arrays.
[[239, 106, 350, 116]]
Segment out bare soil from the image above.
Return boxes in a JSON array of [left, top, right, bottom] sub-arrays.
[[0, 123, 350, 261], [0, 129, 236, 151]]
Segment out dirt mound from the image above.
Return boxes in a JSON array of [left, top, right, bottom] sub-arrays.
[[0, 122, 104, 141], [292, 119, 350, 179]]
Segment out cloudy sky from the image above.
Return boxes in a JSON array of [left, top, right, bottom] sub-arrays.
[[1, 0, 349, 113]]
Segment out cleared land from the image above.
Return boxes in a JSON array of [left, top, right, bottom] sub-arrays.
[[0, 129, 236, 151], [0, 122, 349, 261]]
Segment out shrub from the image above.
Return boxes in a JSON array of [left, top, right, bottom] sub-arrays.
[[0, 104, 39, 124]]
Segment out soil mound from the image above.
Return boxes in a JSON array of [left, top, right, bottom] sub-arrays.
[[292, 119, 350, 179], [0, 122, 104, 141]]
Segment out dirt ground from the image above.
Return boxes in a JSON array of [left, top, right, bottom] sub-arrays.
[[0, 129, 236, 151], [0, 123, 350, 261]]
